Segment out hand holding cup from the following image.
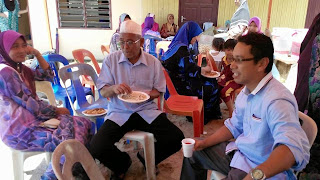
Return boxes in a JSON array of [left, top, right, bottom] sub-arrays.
[[182, 138, 195, 158]]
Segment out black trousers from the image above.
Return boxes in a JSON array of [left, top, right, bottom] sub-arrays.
[[180, 142, 247, 180], [89, 113, 185, 175]]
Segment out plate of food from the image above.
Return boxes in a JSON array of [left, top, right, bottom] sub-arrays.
[[118, 91, 150, 103], [202, 70, 220, 78], [82, 108, 108, 117]]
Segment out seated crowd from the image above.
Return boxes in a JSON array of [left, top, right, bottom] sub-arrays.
[[0, 8, 315, 180]]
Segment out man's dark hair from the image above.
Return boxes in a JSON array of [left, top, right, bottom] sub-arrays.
[[237, 32, 274, 73], [212, 38, 225, 51], [223, 39, 237, 50]]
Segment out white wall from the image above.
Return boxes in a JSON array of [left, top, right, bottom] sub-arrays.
[[29, 0, 143, 60], [28, 0, 52, 53]]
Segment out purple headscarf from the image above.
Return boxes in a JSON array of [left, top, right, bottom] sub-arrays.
[[0, 30, 36, 97], [142, 17, 154, 37], [248, 16, 262, 33]]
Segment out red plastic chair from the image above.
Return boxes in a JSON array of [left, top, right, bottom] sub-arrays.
[[72, 49, 101, 96], [101, 45, 110, 56], [162, 69, 204, 137], [197, 53, 205, 67]]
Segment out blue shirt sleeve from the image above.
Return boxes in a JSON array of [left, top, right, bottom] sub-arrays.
[[97, 56, 115, 90], [267, 99, 310, 171]]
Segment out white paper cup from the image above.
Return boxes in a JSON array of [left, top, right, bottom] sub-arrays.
[[182, 138, 195, 158]]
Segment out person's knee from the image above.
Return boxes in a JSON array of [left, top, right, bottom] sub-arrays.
[[171, 128, 185, 150]]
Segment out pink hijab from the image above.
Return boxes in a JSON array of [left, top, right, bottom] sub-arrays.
[[248, 16, 262, 33], [0, 30, 37, 97]]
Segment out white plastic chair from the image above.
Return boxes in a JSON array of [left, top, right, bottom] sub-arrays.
[[52, 139, 104, 180], [9, 148, 52, 180], [124, 131, 156, 180], [35, 80, 57, 106], [58, 63, 108, 131], [210, 170, 227, 180], [210, 111, 318, 180], [299, 111, 317, 147], [1, 81, 55, 180], [59, 64, 157, 179]]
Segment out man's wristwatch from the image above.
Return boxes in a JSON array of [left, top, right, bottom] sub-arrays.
[[250, 168, 266, 180]]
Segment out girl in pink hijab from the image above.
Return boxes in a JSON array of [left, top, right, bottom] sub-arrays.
[[248, 16, 262, 33]]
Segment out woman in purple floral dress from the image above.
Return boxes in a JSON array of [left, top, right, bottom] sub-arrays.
[[0, 30, 94, 179]]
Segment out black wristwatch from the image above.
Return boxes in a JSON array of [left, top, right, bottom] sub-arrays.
[[250, 168, 266, 180]]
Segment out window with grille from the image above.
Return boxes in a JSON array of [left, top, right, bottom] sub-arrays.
[[56, 0, 111, 29]]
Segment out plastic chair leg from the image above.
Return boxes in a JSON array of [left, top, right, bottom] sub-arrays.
[[192, 110, 202, 137], [11, 151, 24, 180], [142, 133, 156, 180], [63, 96, 74, 115], [124, 131, 156, 180], [210, 170, 227, 180], [45, 152, 52, 164], [200, 107, 204, 133]]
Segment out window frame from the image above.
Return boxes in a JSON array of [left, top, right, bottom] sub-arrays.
[[55, 0, 113, 30]]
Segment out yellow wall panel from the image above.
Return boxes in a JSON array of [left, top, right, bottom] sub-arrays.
[[217, 1, 237, 28], [217, 0, 308, 31], [141, 0, 308, 32]]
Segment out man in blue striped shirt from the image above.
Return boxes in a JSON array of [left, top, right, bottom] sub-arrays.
[[180, 33, 310, 180]]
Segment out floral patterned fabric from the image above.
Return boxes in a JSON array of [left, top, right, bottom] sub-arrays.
[[0, 65, 93, 179], [308, 35, 320, 122]]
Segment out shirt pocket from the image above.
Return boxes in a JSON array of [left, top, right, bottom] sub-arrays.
[[249, 114, 265, 136], [134, 79, 153, 91], [251, 114, 262, 122]]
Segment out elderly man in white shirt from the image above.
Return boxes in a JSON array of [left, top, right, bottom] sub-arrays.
[[89, 20, 184, 180]]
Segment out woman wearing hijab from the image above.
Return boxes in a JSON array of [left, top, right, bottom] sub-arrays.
[[160, 14, 178, 38], [247, 16, 262, 33], [161, 21, 222, 123], [241, 16, 262, 36], [0, 30, 93, 179], [228, 0, 250, 39], [141, 13, 159, 32], [109, 13, 131, 53], [142, 16, 161, 38]]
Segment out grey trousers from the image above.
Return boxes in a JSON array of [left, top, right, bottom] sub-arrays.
[[180, 142, 247, 180]]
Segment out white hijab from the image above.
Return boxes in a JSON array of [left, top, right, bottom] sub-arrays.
[[230, 0, 250, 27]]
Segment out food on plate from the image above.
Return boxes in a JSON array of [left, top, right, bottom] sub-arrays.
[[121, 92, 147, 101], [205, 71, 218, 76], [84, 108, 106, 115]]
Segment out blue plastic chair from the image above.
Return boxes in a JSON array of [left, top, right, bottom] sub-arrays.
[[42, 54, 92, 115], [58, 63, 108, 130], [143, 35, 162, 58]]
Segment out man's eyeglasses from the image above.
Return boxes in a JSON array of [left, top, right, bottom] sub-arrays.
[[119, 39, 140, 46], [231, 57, 256, 63]]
